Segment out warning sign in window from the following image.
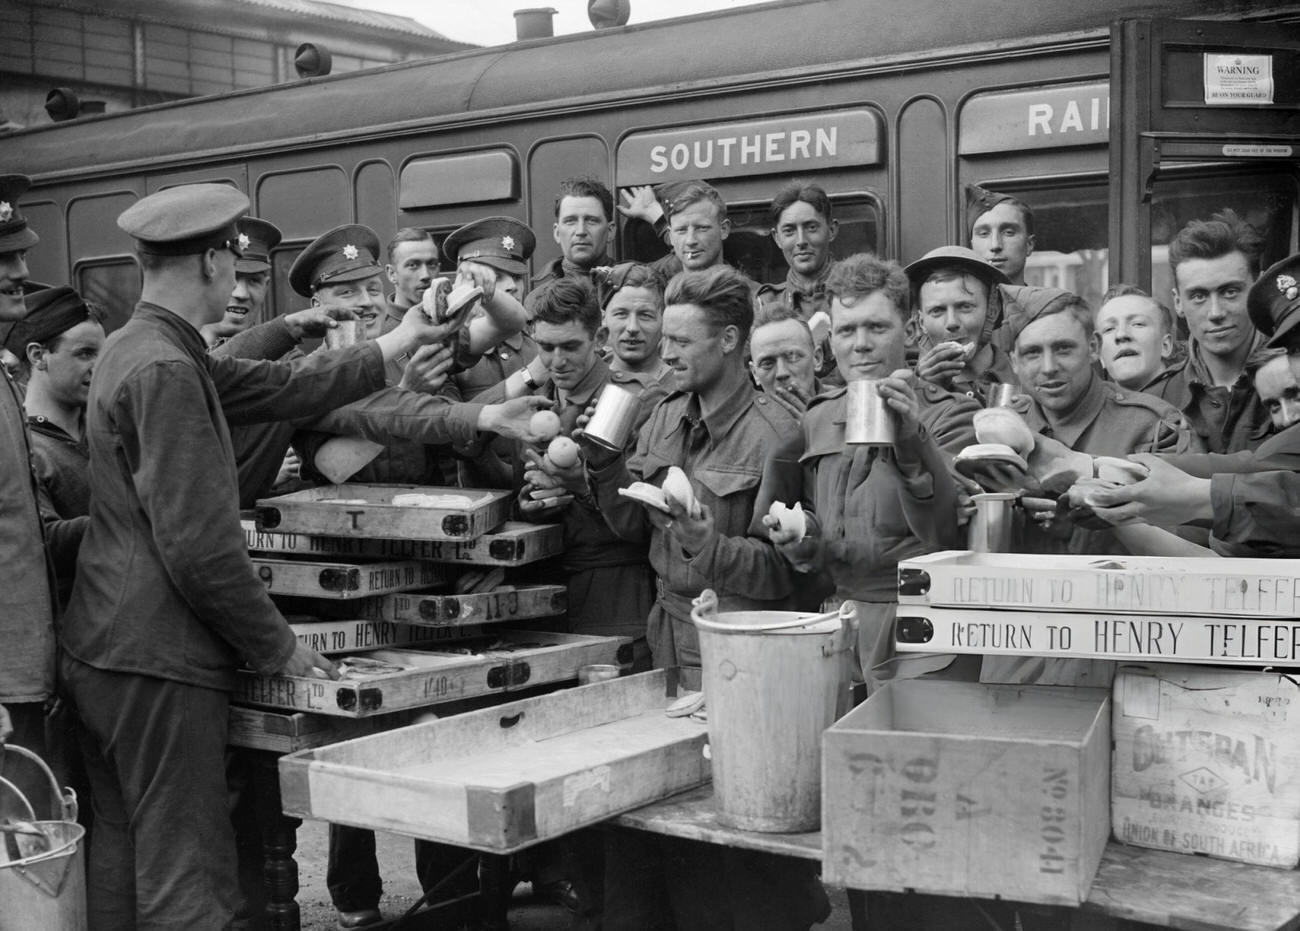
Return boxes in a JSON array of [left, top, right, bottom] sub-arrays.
[[1203, 53, 1274, 105]]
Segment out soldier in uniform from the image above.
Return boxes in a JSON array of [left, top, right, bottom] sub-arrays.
[[440, 216, 542, 488], [59, 183, 455, 930], [764, 253, 975, 693], [585, 264, 828, 931], [1144, 210, 1270, 453], [755, 182, 839, 381], [1002, 284, 1195, 551], [965, 183, 1035, 287], [749, 305, 823, 417], [907, 245, 1015, 404], [2, 285, 102, 603], [201, 215, 281, 348], [595, 261, 675, 418], [525, 177, 615, 312], [1090, 253, 1300, 557], [384, 227, 441, 317], [1094, 284, 1180, 392]]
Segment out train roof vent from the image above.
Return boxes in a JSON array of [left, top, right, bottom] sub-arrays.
[[294, 43, 333, 78], [514, 8, 557, 40], [589, 0, 631, 29]]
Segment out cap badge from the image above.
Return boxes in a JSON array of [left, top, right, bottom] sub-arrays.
[[237, 233, 251, 251], [0, 202, 11, 223], [343, 244, 359, 260], [1278, 274, 1299, 302], [501, 235, 515, 251]]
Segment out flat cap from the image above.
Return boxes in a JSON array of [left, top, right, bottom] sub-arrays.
[[0, 174, 40, 253], [965, 184, 1021, 237], [118, 183, 248, 256], [3, 285, 94, 356], [1249, 253, 1300, 350], [235, 216, 282, 275], [999, 284, 1081, 344], [443, 216, 535, 277], [288, 224, 382, 297]]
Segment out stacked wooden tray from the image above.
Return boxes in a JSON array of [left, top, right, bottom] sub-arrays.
[[230, 485, 624, 738], [895, 551, 1300, 666], [279, 670, 710, 852]]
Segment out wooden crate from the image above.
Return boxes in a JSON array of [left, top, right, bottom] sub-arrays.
[[1112, 664, 1300, 868], [243, 518, 562, 567], [255, 484, 511, 541], [823, 680, 1110, 906], [283, 585, 567, 628], [234, 631, 631, 717], [228, 706, 415, 754], [249, 556, 442, 599], [278, 670, 710, 852], [893, 603, 1300, 666], [898, 551, 1300, 619]]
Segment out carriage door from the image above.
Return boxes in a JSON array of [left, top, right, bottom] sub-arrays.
[[1110, 17, 1300, 297]]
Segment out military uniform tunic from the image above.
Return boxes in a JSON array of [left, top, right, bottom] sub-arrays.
[[590, 379, 803, 681], [1144, 334, 1271, 454]]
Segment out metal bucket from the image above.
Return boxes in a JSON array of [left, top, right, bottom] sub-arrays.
[[691, 590, 855, 832], [0, 745, 85, 931]]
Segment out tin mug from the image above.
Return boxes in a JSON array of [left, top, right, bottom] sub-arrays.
[[984, 383, 1019, 408], [583, 383, 640, 451], [324, 319, 363, 350], [968, 492, 1017, 553], [844, 379, 894, 445]]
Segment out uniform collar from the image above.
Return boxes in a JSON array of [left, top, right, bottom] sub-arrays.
[[609, 358, 671, 389], [784, 263, 833, 301], [664, 376, 757, 444], [1022, 372, 1106, 447], [545, 354, 608, 409], [135, 302, 208, 360], [1184, 330, 1265, 390]]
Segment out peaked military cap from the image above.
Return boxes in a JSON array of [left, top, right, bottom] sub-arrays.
[[0, 174, 40, 252], [443, 217, 535, 277], [999, 284, 1081, 344], [234, 216, 282, 275], [288, 224, 382, 297], [117, 183, 248, 256], [964, 184, 1022, 236], [1249, 253, 1300, 350], [3, 285, 94, 356]]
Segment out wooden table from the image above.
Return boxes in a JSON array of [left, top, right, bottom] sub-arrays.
[[615, 785, 1300, 931]]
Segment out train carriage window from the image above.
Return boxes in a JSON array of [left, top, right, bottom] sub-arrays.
[[1148, 170, 1297, 305], [618, 193, 881, 286], [981, 170, 1296, 315], [75, 259, 140, 334]]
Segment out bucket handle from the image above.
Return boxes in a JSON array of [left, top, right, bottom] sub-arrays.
[[0, 745, 77, 823], [691, 592, 858, 635]]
